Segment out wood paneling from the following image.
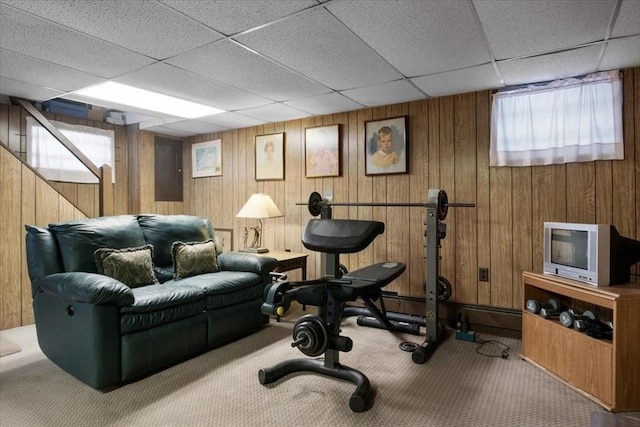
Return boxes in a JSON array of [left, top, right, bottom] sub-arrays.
[[2, 67, 639, 329], [1, 143, 85, 329]]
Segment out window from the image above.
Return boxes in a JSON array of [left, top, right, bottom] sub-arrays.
[[490, 70, 623, 167], [26, 117, 115, 183]]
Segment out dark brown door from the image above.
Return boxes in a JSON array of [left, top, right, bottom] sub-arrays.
[[154, 137, 183, 201]]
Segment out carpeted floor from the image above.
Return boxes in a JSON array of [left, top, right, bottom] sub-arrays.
[[0, 310, 638, 427], [0, 337, 21, 357]]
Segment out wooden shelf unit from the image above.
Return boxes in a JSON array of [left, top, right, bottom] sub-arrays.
[[521, 271, 640, 412]]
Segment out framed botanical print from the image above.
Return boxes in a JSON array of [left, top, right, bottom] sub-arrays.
[[192, 139, 222, 178], [255, 132, 284, 180], [305, 124, 340, 178], [364, 116, 408, 175]]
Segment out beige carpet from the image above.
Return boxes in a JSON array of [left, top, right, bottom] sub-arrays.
[[0, 336, 21, 357], [0, 311, 636, 427]]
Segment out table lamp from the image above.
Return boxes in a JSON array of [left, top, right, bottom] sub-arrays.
[[236, 193, 283, 253]]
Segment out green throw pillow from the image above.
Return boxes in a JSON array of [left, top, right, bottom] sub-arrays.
[[172, 240, 219, 280], [94, 245, 158, 288]]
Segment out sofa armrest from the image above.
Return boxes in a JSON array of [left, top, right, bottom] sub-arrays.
[[217, 252, 278, 283], [33, 272, 134, 306]]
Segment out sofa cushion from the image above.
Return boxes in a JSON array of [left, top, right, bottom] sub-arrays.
[[95, 245, 158, 288], [167, 271, 263, 309], [153, 266, 174, 283], [120, 283, 205, 334], [172, 240, 219, 279], [49, 216, 146, 273], [137, 214, 216, 268]]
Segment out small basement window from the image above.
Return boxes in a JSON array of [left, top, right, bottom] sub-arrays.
[[490, 70, 623, 167], [26, 117, 115, 183]]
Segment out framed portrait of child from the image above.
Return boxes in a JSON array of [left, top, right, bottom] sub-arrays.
[[364, 116, 408, 175]]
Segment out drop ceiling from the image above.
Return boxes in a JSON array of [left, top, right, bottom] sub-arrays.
[[1, 0, 638, 137]]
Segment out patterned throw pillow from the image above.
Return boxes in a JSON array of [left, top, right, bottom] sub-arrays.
[[172, 240, 219, 280], [94, 245, 158, 288]]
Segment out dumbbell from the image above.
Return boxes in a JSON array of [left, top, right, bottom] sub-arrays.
[[526, 298, 561, 318], [559, 308, 598, 331]]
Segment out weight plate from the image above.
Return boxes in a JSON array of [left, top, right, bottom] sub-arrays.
[[437, 276, 452, 302], [437, 190, 448, 220], [308, 191, 323, 217]]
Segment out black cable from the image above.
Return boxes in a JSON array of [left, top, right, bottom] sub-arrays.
[[474, 335, 510, 359]]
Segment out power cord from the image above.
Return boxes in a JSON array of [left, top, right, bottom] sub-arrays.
[[474, 335, 510, 359]]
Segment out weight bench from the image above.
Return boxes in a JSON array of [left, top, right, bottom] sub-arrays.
[[259, 219, 405, 412]]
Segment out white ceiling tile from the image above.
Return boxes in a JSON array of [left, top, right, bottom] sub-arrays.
[[497, 45, 603, 86], [166, 40, 330, 101], [611, 0, 640, 37], [0, 6, 154, 78], [284, 92, 363, 115], [152, 119, 230, 135], [600, 36, 640, 71], [327, 1, 492, 77], [0, 49, 104, 92], [2, 0, 223, 60], [237, 103, 309, 123], [474, 0, 615, 60], [411, 64, 504, 97], [159, 0, 317, 36], [115, 63, 272, 111], [0, 76, 65, 102], [199, 112, 267, 129], [139, 125, 194, 138], [340, 80, 426, 107], [234, 7, 402, 90]]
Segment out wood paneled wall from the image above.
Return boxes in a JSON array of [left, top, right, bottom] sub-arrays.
[[1, 67, 638, 329], [0, 144, 86, 329], [181, 68, 639, 309]]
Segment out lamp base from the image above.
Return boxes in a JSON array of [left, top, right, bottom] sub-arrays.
[[239, 247, 269, 254]]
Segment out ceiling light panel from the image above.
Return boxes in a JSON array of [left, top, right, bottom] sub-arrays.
[[75, 82, 225, 119]]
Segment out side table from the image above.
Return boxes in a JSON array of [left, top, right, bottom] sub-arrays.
[[257, 250, 307, 281]]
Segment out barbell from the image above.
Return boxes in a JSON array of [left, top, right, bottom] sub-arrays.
[[299, 190, 475, 220]]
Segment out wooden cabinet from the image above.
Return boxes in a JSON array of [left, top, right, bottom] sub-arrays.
[[521, 272, 640, 411]]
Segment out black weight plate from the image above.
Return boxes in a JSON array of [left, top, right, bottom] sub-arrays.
[[437, 190, 448, 220], [308, 191, 323, 217], [437, 276, 452, 302]]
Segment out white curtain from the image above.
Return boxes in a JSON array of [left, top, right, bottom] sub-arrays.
[[490, 70, 623, 167], [26, 117, 115, 183]]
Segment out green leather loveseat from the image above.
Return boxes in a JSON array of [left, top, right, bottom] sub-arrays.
[[25, 214, 277, 389]]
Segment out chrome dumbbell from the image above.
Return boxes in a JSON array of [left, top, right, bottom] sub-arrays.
[[559, 308, 598, 331], [526, 298, 561, 318]]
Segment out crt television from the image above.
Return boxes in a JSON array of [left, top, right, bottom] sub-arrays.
[[543, 222, 640, 286]]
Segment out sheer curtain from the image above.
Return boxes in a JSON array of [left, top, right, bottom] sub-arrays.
[[490, 70, 623, 167], [26, 117, 115, 183]]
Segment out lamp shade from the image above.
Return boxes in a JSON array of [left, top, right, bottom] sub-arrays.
[[236, 193, 283, 219]]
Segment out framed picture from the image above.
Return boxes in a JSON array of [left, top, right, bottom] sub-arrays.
[[364, 116, 408, 175], [305, 124, 340, 178], [215, 228, 233, 251], [255, 132, 285, 181], [192, 139, 222, 178]]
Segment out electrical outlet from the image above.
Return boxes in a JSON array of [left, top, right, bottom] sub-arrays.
[[479, 267, 489, 282]]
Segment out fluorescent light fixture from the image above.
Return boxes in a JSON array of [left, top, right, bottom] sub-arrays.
[[74, 82, 224, 119]]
